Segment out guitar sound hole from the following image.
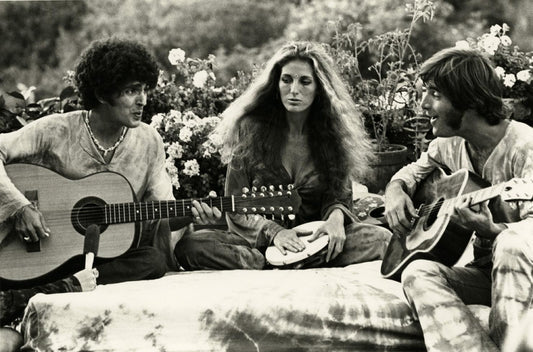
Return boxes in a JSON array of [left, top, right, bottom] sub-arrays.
[[71, 197, 108, 236], [423, 198, 443, 231]]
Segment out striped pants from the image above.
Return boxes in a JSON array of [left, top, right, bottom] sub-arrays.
[[401, 229, 533, 352]]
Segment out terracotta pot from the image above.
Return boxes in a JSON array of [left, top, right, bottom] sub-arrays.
[[363, 144, 409, 194]]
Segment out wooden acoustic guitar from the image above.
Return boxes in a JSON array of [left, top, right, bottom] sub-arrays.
[[380, 167, 533, 281], [0, 163, 300, 282]]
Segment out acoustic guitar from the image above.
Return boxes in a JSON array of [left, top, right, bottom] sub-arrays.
[[0, 163, 300, 282], [380, 167, 533, 281]]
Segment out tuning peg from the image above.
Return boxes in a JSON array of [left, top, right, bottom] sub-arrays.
[[251, 207, 257, 213], [241, 194, 247, 198], [278, 207, 284, 213], [287, 206, 293, 212], [252, 186, 258, 192], [269, 191, 275, 197], [260, 185, 267, 192], [288, 214, 295, 220], [259, 192, 265, 197], [242, 208, 248, 213], [269, 185, 275, 191], [269, 206, 275, 212], [287, 184, 294, 190], [277, 191, 283, 196], [260, 207, 266, 212], [279, 185, 284, 190], [242, 187, 249, 194]]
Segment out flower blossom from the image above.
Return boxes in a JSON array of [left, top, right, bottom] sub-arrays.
[[192, 70, 209, 88], [455, 40, 470, 49], [479, 35, 500, 55], [179, 127, 193, 143], [168, 48, 186, 65], [500, 35, 512, 46], [166, 142, 184, 159], [494, 66, 506, 78], [183, 159, 200, 177], [516, 70, 531, 82], [489, 24, 502, 36], [165, 158, 180, 188], [150, 113, 165, 130], [503, 73, 516, 88]]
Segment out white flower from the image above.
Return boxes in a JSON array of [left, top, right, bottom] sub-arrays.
[[489, 24, 502, 36], [183, 159, 200, 177], [150, 113, 165, 130], [164, 110, 183, 132], [479, 35, 500, 55], [503, 73, 516, 88], [494, 66, 506, 78], [192, 70, 209, 88], [168, 48, 186, 65], [516, 70, 531, 82], [166, 142, 184, 159], [179, 127, 193, 143], [455, 40, 470, 49], [502, 23, 510, 33], [500, 35, 512, 46], [165, 158, 180, 188]]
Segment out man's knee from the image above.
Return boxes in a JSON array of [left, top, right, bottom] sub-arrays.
[[401, 259, 441, 287], [138, 246, 167, 279], [0, 328, 23, 352], [493, 229, 531, 260]]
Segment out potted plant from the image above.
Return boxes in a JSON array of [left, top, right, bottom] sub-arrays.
[[456, 23, 533, 126], [329, 0, 435, 193]]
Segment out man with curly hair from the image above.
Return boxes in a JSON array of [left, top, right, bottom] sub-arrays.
[[0, 38, 219, 348]]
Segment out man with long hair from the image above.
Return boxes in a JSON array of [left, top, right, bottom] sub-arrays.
[[384, 47, 533, 351]]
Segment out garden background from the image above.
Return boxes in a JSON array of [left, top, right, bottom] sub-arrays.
[[1, 0, 532, 198]]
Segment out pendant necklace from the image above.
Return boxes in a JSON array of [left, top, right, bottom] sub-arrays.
[[84, 111, 128, 157]]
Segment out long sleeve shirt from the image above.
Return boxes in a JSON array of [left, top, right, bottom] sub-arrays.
[[225, 134, 356, 249], [390, 120, 533, 264], [0, 110, 176, 248]]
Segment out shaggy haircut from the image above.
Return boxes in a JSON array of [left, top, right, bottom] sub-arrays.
[[75, 38, 159, 109], [215, 41, 372, 195], [419, 47, 505, 124]]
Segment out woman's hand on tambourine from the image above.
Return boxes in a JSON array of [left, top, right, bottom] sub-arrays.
[[308, 209, 346, 262], [272, 228, 312, 255]]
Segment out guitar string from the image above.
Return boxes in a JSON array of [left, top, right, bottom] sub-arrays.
[[33, 197, 289, 224]]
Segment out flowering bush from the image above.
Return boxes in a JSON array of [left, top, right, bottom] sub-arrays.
[[456, 24, 533, 123], [329, 0, 435, 153], [147, 49, 249, 198]]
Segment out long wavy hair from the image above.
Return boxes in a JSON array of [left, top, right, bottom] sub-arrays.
[[215, 41, 372, 196]]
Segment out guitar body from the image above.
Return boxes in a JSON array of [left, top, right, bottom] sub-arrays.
[[381, 168, 491, 281], [0, 164, 137, 282]]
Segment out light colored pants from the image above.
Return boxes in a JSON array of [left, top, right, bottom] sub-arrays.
[[174, 222, 392, 270], [401, 229, 533, 352]]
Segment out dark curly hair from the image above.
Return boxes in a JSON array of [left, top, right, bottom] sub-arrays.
[[75, 37, 159, 109]]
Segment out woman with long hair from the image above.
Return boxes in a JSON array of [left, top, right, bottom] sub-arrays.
[[175, 41, 391, 270]]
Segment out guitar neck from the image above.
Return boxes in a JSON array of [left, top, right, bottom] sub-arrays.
[[442, 182, 504, 212], [104, 197, 233, 224]]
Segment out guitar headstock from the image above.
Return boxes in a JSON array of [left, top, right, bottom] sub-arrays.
[[501, 178, 533, 202], [234, 184, 301, 218]]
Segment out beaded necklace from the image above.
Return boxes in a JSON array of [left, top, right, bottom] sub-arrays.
[[84, 111, 128, 157]]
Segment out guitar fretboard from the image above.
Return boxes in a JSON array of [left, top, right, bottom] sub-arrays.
[[104, 197, 234, 224], [439, 183, 505, 214]]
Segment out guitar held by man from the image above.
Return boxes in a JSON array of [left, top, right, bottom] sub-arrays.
[[380, 167, 533, 280], [0, 163, 299, 283]]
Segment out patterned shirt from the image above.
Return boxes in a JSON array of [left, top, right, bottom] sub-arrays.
[[0, 110, 175, 246], [391, 120, 533, 264]]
